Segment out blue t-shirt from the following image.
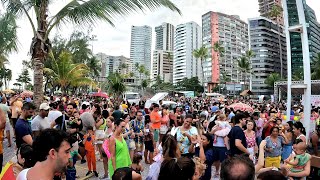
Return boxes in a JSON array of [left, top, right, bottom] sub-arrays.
[[211, 106, 219, 113], [228, 112, 235, 120], [195, 147, 214, 180], [15, 118, 32, 148]]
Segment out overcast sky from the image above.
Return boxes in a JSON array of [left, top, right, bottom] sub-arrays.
[[5, 0, 320, 86]]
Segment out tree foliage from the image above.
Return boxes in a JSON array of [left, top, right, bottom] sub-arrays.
[[152, 75, 174, 91], [0, 12, 18, 57], [311, 53, 320, 80], [45, 51, 95, 93], [1, 0, 180, 108], [175, 77, 204, 93], [16, 68, 31, 89], [265, 73, 281, 87], [107, 72, 126, 98], [193, 46, 208, 88]]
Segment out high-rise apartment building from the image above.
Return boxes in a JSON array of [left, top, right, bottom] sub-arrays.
[[249, 17, 287, 95], [173, 22, 202, 84], [258, 0, 284, 25], [130, 26, 152, 72], [152, 23, 174, 83], [152, 50, 173, 83], [285, 0, 320, 75], [202, 12, 249, 92], [155, 23, 175, 51], [96, 53, 131, 76]]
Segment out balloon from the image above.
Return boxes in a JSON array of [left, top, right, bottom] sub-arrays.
[[283, 115, 287, 120], [294, 116, 299, 121], [290, 116, 294, 120]]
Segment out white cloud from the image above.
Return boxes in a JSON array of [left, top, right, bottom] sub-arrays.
[[6, 0, 320, 87]]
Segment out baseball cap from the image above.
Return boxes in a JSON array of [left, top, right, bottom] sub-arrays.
[[39, 103, 50, 110]]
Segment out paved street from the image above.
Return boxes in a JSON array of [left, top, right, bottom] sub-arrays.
[[2, 132, 217, 180]]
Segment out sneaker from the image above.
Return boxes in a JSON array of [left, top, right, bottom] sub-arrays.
[[93, 171, 99, 177], [86, 171, 92, 176]]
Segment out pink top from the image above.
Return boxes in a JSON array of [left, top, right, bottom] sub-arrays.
[[161, 115, 169, 125], [245, 132, 256, 148]]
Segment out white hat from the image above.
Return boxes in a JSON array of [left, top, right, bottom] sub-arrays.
[[39, 103, 50, 110]]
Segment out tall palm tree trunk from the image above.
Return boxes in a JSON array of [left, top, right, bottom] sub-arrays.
[[201, 58, 205, 92], [277, 22, 283, 79], [32, 1, 49, 109]]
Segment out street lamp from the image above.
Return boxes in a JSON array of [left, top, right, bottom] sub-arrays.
[[282, 0, 312, 139]]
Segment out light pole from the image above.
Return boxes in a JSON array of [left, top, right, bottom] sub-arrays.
[[283, 0, 312, 138]]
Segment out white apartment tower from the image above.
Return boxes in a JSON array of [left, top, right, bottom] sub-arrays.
[[152, 23, 174, 83], [130, 25, 152, 71], [173, 22, 202, 84]]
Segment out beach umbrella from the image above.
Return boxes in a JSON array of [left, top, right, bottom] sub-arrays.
[[92, 92, 109, 98], [20, 90, 33, 97], [228, 102, 254, 112]]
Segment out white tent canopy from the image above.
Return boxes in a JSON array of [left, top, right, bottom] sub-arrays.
[[145, 92, 168, 108]]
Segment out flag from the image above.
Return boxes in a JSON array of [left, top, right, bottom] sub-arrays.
[[0, 162, 15, 180]]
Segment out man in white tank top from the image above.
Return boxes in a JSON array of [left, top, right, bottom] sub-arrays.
[[17, 129, 72, 180]]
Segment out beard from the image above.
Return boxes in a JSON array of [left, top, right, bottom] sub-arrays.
[[56, 157, 68, 173]]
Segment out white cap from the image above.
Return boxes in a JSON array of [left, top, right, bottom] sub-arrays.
[[39, 103, 50, 110]]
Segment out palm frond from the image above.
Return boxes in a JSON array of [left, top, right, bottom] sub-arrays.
[[47, 0, 180, 36], [0, 12, 19, 55]]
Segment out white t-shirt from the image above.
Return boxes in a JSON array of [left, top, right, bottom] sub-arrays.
[[17, 168, 30, 180], [47, 110, 62, 124], [31, 115, 50, 131], [0, 104, 10, 123]]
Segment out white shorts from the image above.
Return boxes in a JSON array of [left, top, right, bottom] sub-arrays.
[[95, 130, 105, 144]]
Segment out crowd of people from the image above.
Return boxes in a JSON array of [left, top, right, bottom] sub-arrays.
[[0, 93, 319, 180]]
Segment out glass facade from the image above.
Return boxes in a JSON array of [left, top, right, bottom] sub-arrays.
[[286, 0, 320, 77]]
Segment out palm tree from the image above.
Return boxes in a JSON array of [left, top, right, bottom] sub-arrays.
[[0, 12, 18, 61], [311, 53, 320, 80], [1, 0, 181, 108], [265, 73, 281, 88], [269, 4, 284, 79], [193, 46, 209, 91], [0, 68, 12, 89], [237, 56, 251, 90], [135, 63, 147, 89], [45, 51, 95, 94], [86, 56, 101, 78], [245, 50, 255, 90], [220, 72, 231, 94], [292, 67, 304, 81], [107, 72, 126, 99], [212, 42, 225, 83]]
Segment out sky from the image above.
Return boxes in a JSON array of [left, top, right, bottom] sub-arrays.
[[4, 0, 320, 87]]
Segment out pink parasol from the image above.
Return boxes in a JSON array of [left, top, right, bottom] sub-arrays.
[[20, 90, 33, 98], [228, 102, 254, 112], [92, 92, 109, 98]]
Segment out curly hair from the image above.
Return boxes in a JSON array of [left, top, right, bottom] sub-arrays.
[[193, 157, 206, 177]]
